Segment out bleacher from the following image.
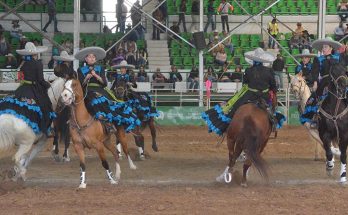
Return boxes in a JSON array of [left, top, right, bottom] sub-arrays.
[[167, 0, 340, 16]]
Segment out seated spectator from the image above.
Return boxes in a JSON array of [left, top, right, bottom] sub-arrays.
[[103, 25, 112, 34], [10, 20, 23, 41], [335, 22, 345, 41], [187, 65, 199, 91], [0, 31, 10, 56], [300, 30, 312, 51], [293, 22, 304, 38], [210, 36, 224, 57], [216, 62, 231, 82], [63, 39, 73, 54], [222, 30, 234, 55], [152, 68, 167, 83], [137, 65, 148, 82], [111, 47, 126, 66], [4, 53, 17, 69], [204, 66, 217, 82], [209, 29, 221, 45], [126, 41, 137, 66], [169, 65, 183, 83], [229, 65, 243, 82], [215, 49, 227, 66], [136, 48, 148, 67], [338, 0, 348, 22]]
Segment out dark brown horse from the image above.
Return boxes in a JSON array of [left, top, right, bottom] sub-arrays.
[[60, 79, 136, 188], [216, 102, 272, 187]]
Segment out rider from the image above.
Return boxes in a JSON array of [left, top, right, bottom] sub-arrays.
[[294, 49, 317, 91], [53, 50, 76, 79], [301, 37, 343, 127], [74, 47, 140, 132], [0, 42, 54, 135], [202, 47, 278, 135], [111, 60, 159, 120]]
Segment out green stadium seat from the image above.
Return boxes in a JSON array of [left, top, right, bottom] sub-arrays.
[[181, 48, 190, 56], [172, 56, 182, 66], [287, 65, 296, 74], [170, 47, 180, 56], [183, 57, 193, 66]]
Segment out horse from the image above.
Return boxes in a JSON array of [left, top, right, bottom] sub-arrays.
[[60, 78, 137, 188], [317, 63, 348, 183], [0, 77, 66, 181], [290, 74, 340, 159], [216, 101, 272, 187], [113, 78, 158, 160], [51, 107, 71, 162]]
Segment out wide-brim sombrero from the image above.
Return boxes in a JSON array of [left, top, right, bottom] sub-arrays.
[[74, 47, 106, 61], [53, 50, 75, 61], [112, 60, 135, 69], [311, 37, 342, 51], [294, 49, 317, 58], [16, 42, 48, 55], [244, 48, 276, 63]]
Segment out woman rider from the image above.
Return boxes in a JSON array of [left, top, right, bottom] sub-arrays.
[[53, 50, 76, 79], [0, 42, 54, 135], [74, 47, 140, 132]]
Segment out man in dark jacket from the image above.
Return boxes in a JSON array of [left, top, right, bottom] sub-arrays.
[[42, 0, 60, 33], [272, 54, 285, 90]]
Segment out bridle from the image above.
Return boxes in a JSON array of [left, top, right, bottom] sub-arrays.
[[328, 65, 348, 100]]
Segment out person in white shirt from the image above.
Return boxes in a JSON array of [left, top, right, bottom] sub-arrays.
[[217, 0, 234, 32]]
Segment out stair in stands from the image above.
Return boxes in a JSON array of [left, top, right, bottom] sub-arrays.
[[147, 40, 171, 71]]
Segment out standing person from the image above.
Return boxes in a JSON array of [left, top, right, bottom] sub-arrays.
[[191, 0, 200, 32], [130, 0, 142, 27], [177, 0, 187, 33], [0, 42, 54, 135], [42, 0, 60, 33], [116, 0, 128, 33], [204, 0, 216, 33], [217, 0, 234, 33], [267, 18, 279, 49], [152, 8, 163, 40], [272, 54, 285, 90], [202, 48, 277, 135], [74, 47, 139, 132], [10, 20, 23, 40]]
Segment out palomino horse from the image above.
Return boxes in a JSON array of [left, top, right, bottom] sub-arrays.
[[113, 79, 158, 160], [290, 74, 340, 159], [216, 102, 272, 187], [318, 63, 348, 183], [0, 77, 66, 181], [60, 79, 136, 188]]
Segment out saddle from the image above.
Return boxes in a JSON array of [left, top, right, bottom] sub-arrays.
[[249, 99, 280, 132]]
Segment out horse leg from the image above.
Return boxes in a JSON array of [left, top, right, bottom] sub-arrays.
[[51, 126, 61, 162], [116, 126, 137, 170], [73, 142, 87, 189], [320, 132, 335, 176], [23, 136, 48, 170], [149, 118, 158, 152], [115, 137, 123, 160], [133, 126, 145, 160], [103, 139, 121, 183], [95, 141, 117, 185], [241, 159, 252, 187], [13, 141, 33, 181], [339, 140, 348, 183], [62, 131, 71, 162]]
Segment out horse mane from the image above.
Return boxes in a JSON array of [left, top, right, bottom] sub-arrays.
[[48, 77, 65, 110]]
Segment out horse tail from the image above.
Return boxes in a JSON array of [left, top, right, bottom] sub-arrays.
[[242, 117, 269, 181], [0, 115, 16, 151], [55, 107, 70, 144]]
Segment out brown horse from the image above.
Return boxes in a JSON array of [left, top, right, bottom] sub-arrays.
[[216, 102, 272, 187], [60, 79, 136, 188]]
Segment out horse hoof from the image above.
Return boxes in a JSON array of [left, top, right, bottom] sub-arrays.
[[78, 183, 87, 189], [130, 164, 137, 170], [152, 144, 159, 152], [62, 156, 71, 162], [216, 175, 224, 183], [327, 169, 334, 176], [241, 182, 248, 188], [51, 151, 61, 162], [139, 154, 146, 161], [110, 179, 118, 185]]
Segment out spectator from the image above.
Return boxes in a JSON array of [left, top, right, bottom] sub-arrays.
[[0, 31, 10, 56], [152, 8, 163, 40], [103, 25, 112, 34], [229, 65, 243, 82], [111, 47, 126, 66], [204, 0, 216, 33], [300, 30, 312, 51], [169, 21, 180, 40], [267, 18, 279, 49], [204, 66, 217, 82], [334, 22, 345, 41], [272, 54, 285, 90], [217, 0, 234, 33], [136, 48, 148, 67], [116, 0, 127, 33], [81, 0, 100, 22], [63, 39, 73, 54], [42, 0, 60, 33], [130, 0, 142, 27], [215, 48, 227, 66], [209, 29, 221, 44], [188, 65, 199, 90], [338, 0, 348, 22], [137, 65, 148, 82], [125, 23, 140, 41], [191, 0, 200, 32], [217, 62, 231, 82], [178, 0, 187, 32], [210, 36, 224, 57], [126, 40, 137, 66], [10, 20, 23, 41], [159, 0, 168, 24], [222, 30, 234, 55], [4, 53, 17, 69], [169, 65, 183, 83], [152, 68, 167, 83], [293, 22, 304, 38]]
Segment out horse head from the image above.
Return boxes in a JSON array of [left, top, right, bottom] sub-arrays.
[[290, 74, 309, 99], [112, 79, 129, 101], [61, 79, 83, 106], [329, 63, 348, 99], [48, 77, 67, 111]]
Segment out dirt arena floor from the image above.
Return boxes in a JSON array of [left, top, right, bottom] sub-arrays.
[[0, 125, 348, 215]]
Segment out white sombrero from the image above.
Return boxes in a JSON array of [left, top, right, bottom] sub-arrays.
[[16, 42, 48, 55], [112, 60, 135, 69], [312, 37, 342, 51], [74, 47, 106, 61], [244, 48, 276, 64], [294, 49, 317, 58], [53, 51, 75, 61]]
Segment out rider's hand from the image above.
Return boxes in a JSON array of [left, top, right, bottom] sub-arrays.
[[313, 81, 318, 91]]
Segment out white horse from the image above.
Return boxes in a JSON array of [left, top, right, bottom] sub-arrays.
[[0, 77, 66, 181], [289, 74, 340, 159]]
